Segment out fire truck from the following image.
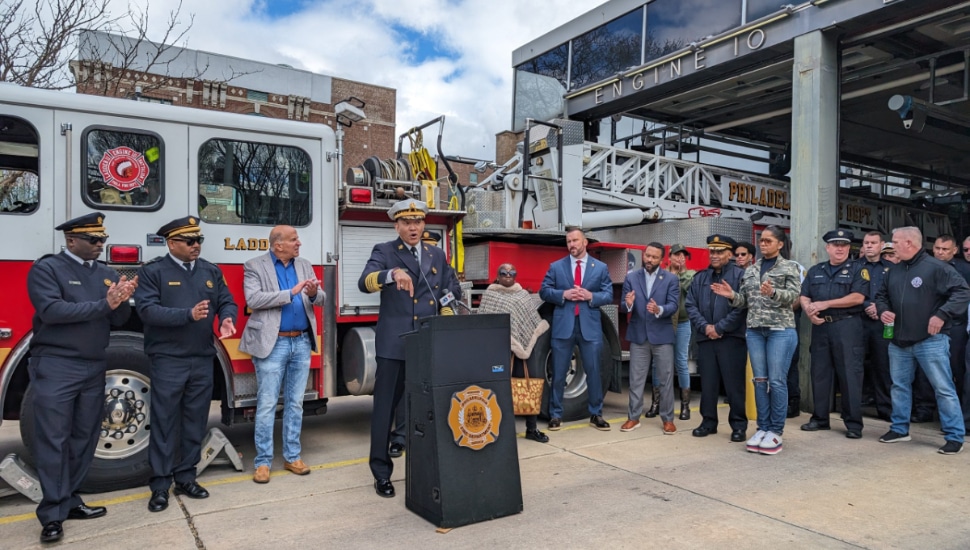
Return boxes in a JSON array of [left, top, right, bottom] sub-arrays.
[[0, 85, 951, 493]]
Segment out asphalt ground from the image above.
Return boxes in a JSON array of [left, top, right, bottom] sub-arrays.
[[2, 388, 969, 549]]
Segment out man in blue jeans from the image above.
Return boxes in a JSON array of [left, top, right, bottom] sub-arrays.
[[240, 225, 325, 482], [874, 227, 970, 454]]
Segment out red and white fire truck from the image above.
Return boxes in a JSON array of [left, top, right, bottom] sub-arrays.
[[0, 85, 951, 492]]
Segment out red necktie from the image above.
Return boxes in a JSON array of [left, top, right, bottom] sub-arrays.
[[574, 259, 582, 315]]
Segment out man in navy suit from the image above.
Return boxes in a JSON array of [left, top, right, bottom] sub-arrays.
[[540, 227, 614, 431], [358, 199, 461, 498], [620, 243, 680, 434]]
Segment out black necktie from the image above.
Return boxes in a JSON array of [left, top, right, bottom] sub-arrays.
[[85, 261, 93, 269], [183, 262, 192, 272], [410, 247, 418, 261]]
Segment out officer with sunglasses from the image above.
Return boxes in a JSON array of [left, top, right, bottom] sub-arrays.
[[135, 216, 237, 512], [27, 212, 138, 543]]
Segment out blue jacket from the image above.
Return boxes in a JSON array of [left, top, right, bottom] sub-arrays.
[[540, 254, 613, 341], [620, 267, 679, 346], [358, 237, 461, 360], [685, 263, 747, 341]]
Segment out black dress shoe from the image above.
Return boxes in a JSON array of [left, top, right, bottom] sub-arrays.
[[67, 503, 106, 520], [589, 415, 611, 431], [374, 478, 395, 498], [388, 442, 405, 458], [174, 481, 209, 499], [148, 490, 169, 512], [525, 429, 549, 443], [730, 429, 746, 442], [845, 430, 862, 439], [691, 425, 717, 437], [800, 420, 831, 431], [40, 521, 63, 543], [548, 418, 562, 431]]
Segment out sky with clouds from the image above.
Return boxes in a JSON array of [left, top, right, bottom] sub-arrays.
[[111, 0, 608, 159]]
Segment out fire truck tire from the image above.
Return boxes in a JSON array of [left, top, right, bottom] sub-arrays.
[[19, 332, 153, 493], [537, 325, 613, 422]]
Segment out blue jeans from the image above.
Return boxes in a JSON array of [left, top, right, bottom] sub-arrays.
[[253, 334, 312, 468], [673, 321, 691, 389], [888, 334, 965, 442], [550, 321, 603, 418], [746, 328, 797, 434]]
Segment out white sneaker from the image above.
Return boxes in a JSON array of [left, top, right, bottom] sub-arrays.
[[758, 431, 783, 455], [745, 430, 766, 453]]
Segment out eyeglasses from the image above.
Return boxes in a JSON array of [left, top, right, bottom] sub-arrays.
[[172, 237, 205, 246], [736, 252, 749, 256], [75, 235, 107, 245], [759, 238, 778, 244], [498, 270, 517, 277]]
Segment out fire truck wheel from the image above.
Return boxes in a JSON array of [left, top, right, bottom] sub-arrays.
[[19, 332, 153, 493], [537, 326, 613, 422]]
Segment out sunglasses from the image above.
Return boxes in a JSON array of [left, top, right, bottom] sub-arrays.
[[75, 235, 107, 245], [736, 252, 749, 256], [172, 237, 205, 246], [964, 248, 970, 252], [498, 270, 517, 277]]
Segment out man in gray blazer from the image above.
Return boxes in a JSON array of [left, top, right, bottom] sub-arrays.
[[239, 225, 325, 483]]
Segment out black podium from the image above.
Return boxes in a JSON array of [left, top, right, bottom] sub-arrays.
[[404, 314, 523, 528]]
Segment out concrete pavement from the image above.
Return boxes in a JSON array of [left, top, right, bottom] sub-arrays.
[[1, 390, 969, 549]]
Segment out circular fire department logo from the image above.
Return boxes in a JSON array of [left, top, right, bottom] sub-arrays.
[[447, 385, 502, 451], [911, 276, 923, 288], [98, 146, 150, 192]]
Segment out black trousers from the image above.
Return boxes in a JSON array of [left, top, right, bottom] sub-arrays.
[[696, 338, 747, 431], [787, 313, 802, 404], [809, 316, 865, 432], [370, 356, 405, 480], [862, 318, 893, 419], [149, 355, 212, 492], [390, 400, 406, 447], [28, 356, 104, 525]]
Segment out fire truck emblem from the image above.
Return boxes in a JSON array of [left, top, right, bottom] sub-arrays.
[[98, 146, 150, 192], [447, 385, 501, 451]]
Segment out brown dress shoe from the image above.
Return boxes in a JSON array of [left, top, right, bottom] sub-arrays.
[[620, 419, 640, 432], [284, 459, 311, 475], [662, 421, 676, 435], [253, 465, 271, 483]]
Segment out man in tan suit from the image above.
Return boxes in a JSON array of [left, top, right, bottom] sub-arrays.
[[240, 225, 325, 483]]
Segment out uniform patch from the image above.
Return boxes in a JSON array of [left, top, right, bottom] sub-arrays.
[[860, 268, 870, 281], [168, 281, 181, 286], [911, 277, 923, 288], [206, 280, 214, 288], [104, 279, 112, 287], [69, 280, 81, 285]]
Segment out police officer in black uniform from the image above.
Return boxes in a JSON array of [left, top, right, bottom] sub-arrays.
[[26, 212, 138, 543], [799, 230, 869, 438], [860, 231, 894, 421], [135, 216, 237, 512]]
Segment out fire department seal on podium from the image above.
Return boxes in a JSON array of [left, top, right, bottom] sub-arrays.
[[447, 385, 502, 451]]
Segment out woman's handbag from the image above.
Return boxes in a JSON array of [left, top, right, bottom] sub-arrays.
[[510, 355, 544, 416]]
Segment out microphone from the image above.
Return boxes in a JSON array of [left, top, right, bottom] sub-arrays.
[[440, 290, 472, 314]]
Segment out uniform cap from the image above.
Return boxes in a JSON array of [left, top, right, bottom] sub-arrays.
[[55, 212, 108, 237], [421, 230, 441, 244], [881, 242, 895, 254], [388, 199, 428, 221], [823, 229, 853, 244], [669, 243, 691, 258], [157, 216, 203, 239], [707, 234, 737, 251]]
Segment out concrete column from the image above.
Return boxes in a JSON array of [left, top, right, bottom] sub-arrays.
[[790, 30, 840, 415]]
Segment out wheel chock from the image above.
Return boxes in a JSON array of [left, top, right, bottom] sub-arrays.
[[196, 427, 244, 475], [0, 453, 43, 502]]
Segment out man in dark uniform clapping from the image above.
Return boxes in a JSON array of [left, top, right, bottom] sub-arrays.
[[26, 212, 138, 543], [135, 216, 237, 512]]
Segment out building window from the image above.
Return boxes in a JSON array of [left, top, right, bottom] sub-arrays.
[[0, 115, 40, 215], [645, 0, 742, 62], [247, 90, 269, 103], [136, 96, 173, 105], [569, 9, 643, 89], [198, 139, 311, 226], [81, 127, 164, 210], [517, 44, 569, 89]]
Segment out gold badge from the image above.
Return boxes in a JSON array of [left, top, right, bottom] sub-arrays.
[[861, 268, 870, 281], [206, 280, 214, 288], [168, 281, 181, 286], [447, 385, 502, 451], [189, 217, 197, 225], [104, 279, 112, 287], [97, 216, 103, 224], [432, 267, 437, 274]]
